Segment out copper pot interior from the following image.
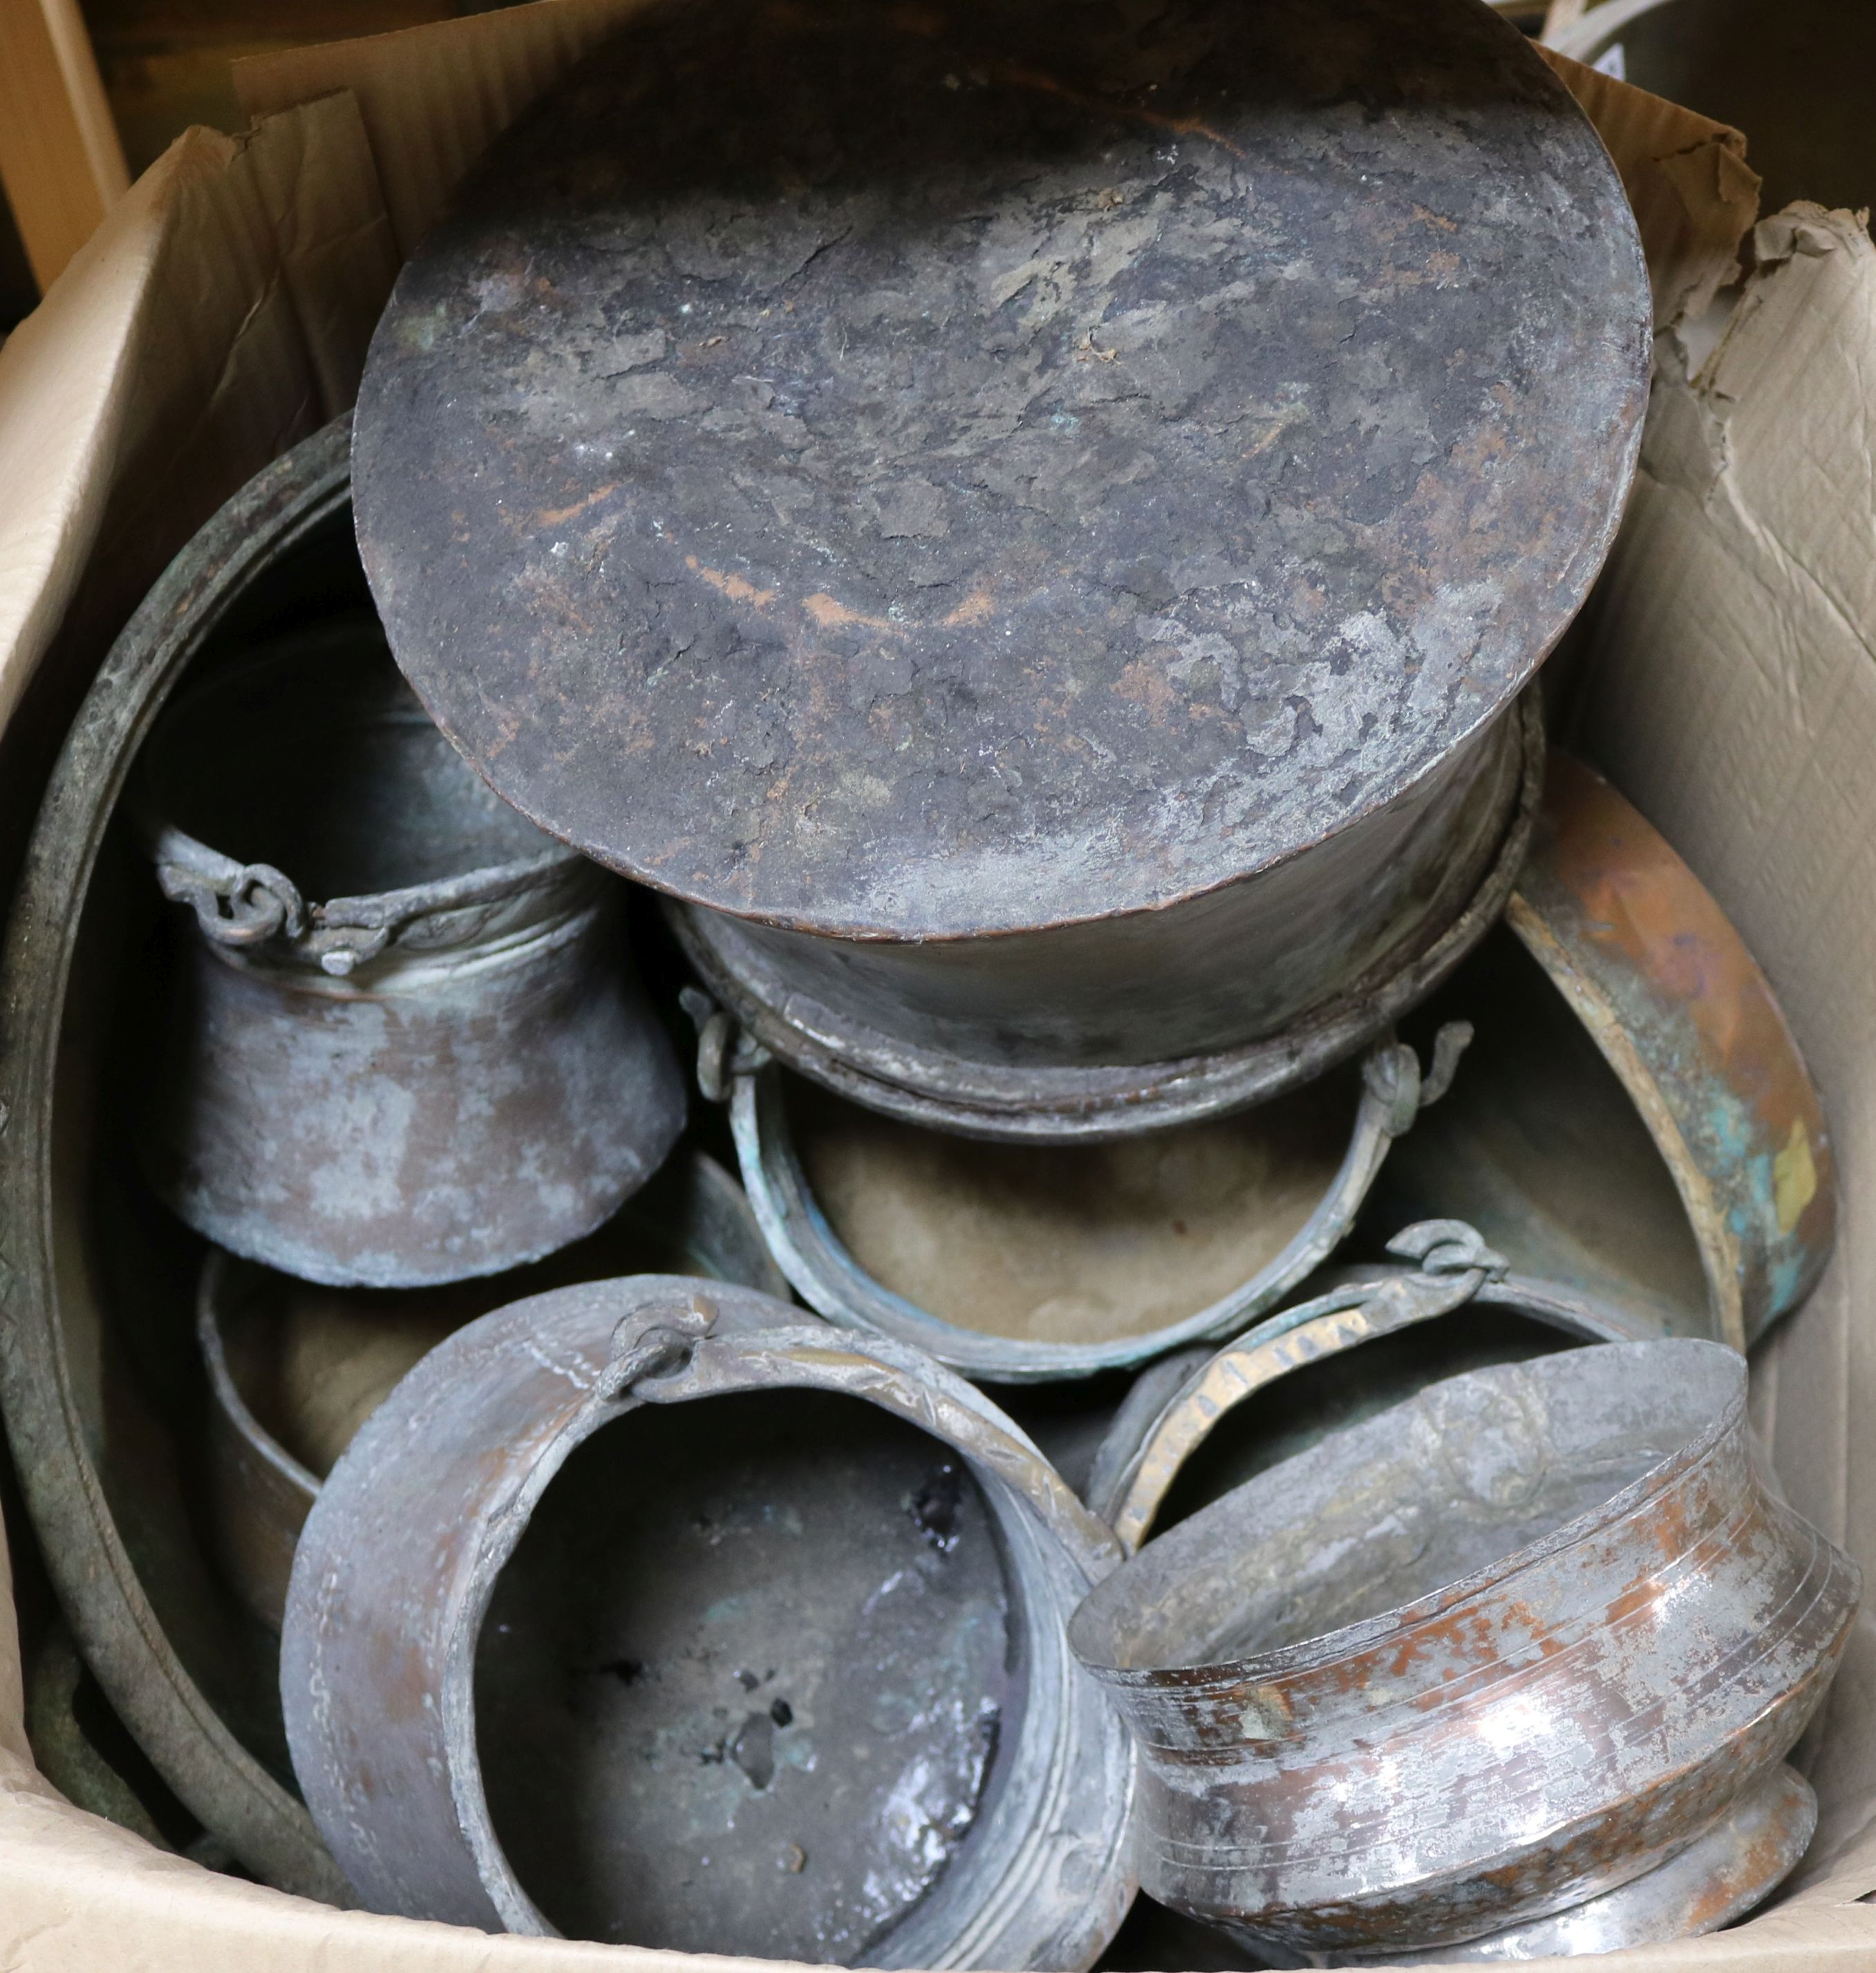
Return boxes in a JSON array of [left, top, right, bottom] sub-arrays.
[[144, 627, 553, 900], [1368, 926, 1710, 1337], [216, 1154, 784, 1486], [471, 1385, 1017, 1961], [787, 1067, 1357, 1348], [1140, 1299, 1581, 1542]]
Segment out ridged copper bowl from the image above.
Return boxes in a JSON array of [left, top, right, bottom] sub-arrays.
[[1069, 1338, 1858, 1958]]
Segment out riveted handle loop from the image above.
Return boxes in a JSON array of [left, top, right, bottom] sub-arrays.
[[157, 858, 306, 948], [1363, 1020, 1474, 1139], [680, 987, 770, 1102], [602, 1291, 718, 1401]]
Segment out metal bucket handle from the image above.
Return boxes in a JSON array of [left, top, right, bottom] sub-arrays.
[[686, 988, 1479, 1381], [149, 824, 307, 948], [129, 634, 595, 980], [1091, 1219, 1640, 1553], [142, 801, 583, 979]]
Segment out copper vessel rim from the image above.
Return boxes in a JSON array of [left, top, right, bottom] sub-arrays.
[[137, 638, 585, 928], [667, 699, 1544, 1140], [196, 1249, 321, 1500], [1078, 1339, 1747, 1685], [662, 695, 1539, 953], [529, 697, 1532, 947]]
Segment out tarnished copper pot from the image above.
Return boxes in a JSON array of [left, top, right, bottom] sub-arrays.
[[352, 0, 1645, 1137], [1069, 1338, 1858, 1958], [664, 707, 1539, 1140], [200, 1149, 787, 1630], [282, 1278, 1136, 1967], [713, 1022, 1472, 1381], [1361, 1764, 1817, 1964], [0, 417, 390, 1898], [136, 625, 684, 1287]]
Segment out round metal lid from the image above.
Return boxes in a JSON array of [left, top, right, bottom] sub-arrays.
[[354, 0, 1649, 941]]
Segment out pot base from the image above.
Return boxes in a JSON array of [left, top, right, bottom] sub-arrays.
[[1228, 1764, 1817, 1965], [675, 703, 1542, 1143]]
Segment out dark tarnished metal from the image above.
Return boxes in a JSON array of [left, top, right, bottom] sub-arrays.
[[665, 708, 1537, 1137], [200, 1149, 787, 1631], [0, 417, 361, 1899], [136, 626, 685, 1289], [354, 0, 1646, 1127], [1068, 1339, 1860, 1958], [1379, 751, 1837, 1348], [673, 705, 1536, 1136], [1085, 1220, 1644, 1551], [25, 1625, 175, 1853], [720, 1026, 1474, 1381], [1362, 1764, 1817, 1963], [282, 1277, 1135, 1966]]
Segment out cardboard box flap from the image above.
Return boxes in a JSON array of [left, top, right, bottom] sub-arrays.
[[0, 5, 1872, 1968], [1572, 200, 1876, 1890], [1539, 46, 1760, 329], [0, 92, 396, 745], [0, 1730, 674, 1973], [233, 0, 657, 259], [229, 10, 1758, 328]]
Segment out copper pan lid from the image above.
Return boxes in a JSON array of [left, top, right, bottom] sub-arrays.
[[353, 0, 1649, 942]]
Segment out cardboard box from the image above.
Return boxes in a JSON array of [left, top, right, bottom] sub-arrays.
[[1, 7, 1874, 1965]]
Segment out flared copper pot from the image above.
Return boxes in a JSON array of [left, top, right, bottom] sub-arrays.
[[136, 622, 684, 1290], [1069, 1339, 1858, 1958]]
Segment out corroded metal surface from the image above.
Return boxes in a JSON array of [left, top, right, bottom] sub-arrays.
[[281, 1278, 1135, 1967], [1068, 1339, 1859, 1958], [0, 417, 359, 1898], [355, 0, 1645, 940], [200, 1149, 786, 1630], [1086, 1220, 1642, 1550], [722, 1026, 1473, 1381], [1365, 1764, 1817, 1963], [355, 0, 1645, 1108], [1506, 752, 1836, 1348], [136, 628, 684, 1287], [477, 1381, 1012, 1956], [673, 704, 1537, 1134]]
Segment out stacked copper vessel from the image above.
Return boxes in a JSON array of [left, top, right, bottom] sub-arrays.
[[0, 0, 1856, 1965]]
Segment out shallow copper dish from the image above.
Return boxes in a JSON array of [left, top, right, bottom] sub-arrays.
[[0, 419, 386, 1897], [1375, 753, 1835, 1349], [715, 1027, 1470, 1381]]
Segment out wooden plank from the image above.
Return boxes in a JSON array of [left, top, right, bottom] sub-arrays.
[[0, 0, 130, 294]]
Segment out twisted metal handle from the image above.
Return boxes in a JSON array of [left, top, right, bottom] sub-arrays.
[[1100, 1218, 1510, 1553], [1362, 1019, 1474, 1137], [156, 858, 306, 948]]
